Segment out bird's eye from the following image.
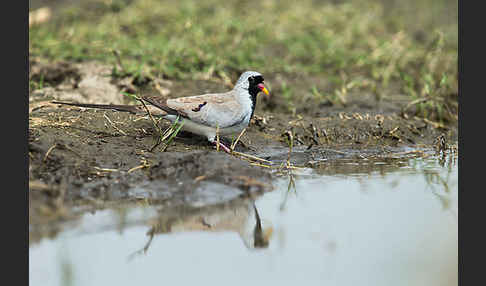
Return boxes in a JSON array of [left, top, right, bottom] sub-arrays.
[[248, 76, 254, 82]]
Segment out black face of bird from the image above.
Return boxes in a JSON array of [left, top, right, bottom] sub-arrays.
[[248, 75, 264, 88], [247, 75, 269, 96]]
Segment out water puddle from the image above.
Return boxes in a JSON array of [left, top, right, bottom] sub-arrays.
[[29, 149, 458, 286]]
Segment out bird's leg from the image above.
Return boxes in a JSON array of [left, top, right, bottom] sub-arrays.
[[209, 136, 231, 153], [213, 141, 231, 153]]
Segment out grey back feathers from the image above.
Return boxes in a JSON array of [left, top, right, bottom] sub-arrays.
[[165, 91, 247, 128]]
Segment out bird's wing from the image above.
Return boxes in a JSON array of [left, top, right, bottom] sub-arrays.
[[154, 91, 247, 128]]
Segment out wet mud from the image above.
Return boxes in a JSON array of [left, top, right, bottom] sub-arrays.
[[28, 60, 458, 243]]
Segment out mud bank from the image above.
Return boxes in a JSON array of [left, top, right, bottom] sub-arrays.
[[28, 60, 458, 243]]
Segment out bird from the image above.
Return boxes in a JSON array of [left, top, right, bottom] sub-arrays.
[[52, 71, 270, 153]]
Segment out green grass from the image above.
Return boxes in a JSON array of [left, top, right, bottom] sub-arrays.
[[29, 74, 45, 91], [29, 0, 458, 122]]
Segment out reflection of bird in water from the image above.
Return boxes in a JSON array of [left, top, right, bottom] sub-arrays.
[[170, 201, 272, 249], [129, 199, 273, 259], [252, 204, 270, 248]]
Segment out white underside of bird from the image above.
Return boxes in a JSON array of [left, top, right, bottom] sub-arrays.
[[164, 112, 250, 140]]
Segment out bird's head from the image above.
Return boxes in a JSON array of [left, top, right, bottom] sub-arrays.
[[234, 71, 270, 97]]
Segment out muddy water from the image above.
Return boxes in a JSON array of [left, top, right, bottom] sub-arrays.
[[29, 150, 457, 286]]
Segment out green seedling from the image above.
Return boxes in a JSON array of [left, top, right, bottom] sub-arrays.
[[121, 92, 185, 151], [159, 116, 185, 152]]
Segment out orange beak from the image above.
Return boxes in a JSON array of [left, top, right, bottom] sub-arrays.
[[257, 83, 270, 96]]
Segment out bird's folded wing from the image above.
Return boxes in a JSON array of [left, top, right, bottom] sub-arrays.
[[141, 95, 184, 117], [164, 92, 246, 128]]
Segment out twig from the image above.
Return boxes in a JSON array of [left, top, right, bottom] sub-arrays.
[[423, 118, 446, 129], [402, 98, 429, 112], [247, 161, 303, 170], [127, 160, 151, 173], [127, 165, 147, 173], [230, 128, 246, 151], [249, 162, 274, 168], [319, 148, 353, 156], [216, 124, 220, 152], [138, 96, 163, 136], [103, 113, 128, 136], [29, 180, 50, 191], [93, 166, 119, 172], [231, 150, 272, 163], [194, 175, 207, 182], [44, 144, 58, 162], [282, 130, 294, 170], [135, 95, 172, 152]]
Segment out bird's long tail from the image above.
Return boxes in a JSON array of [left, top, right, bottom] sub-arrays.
[[52, 101, 148, 115]]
